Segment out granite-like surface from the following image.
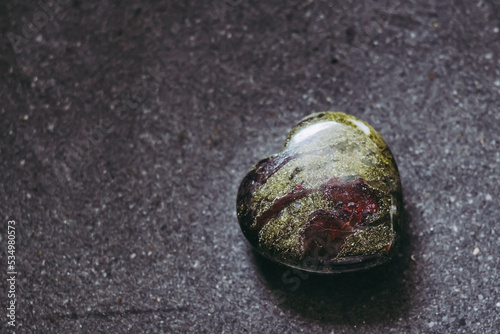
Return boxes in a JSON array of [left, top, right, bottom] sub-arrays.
[[1, 1, 499, 333]]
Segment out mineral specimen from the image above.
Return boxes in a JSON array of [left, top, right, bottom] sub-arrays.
[[237, 112, 402, 273]]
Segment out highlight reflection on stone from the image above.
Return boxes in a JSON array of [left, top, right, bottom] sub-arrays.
[[237, 112, 402, 273]]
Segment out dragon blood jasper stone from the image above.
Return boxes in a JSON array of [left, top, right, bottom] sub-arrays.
[[237, 112, 402, 273]]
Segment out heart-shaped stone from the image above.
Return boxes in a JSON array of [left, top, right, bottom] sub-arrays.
[[237, 112, 402, 273]]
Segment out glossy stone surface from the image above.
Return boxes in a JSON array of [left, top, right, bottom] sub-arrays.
[[237, 112, 402, 273]]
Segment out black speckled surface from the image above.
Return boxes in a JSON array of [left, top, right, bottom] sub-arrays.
[[1, 1, 499, 333]]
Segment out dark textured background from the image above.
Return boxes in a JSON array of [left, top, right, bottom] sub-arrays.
[[1, 0, 499, 333]]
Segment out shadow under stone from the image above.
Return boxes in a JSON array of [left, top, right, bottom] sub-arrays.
[[250, 203, 417, 326]]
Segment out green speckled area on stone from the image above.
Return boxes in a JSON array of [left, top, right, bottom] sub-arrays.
[[259, 192, 328, 261], [338, 224, 395, 258]]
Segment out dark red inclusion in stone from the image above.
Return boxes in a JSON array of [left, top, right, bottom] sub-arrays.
[[302, 178, 380, 258]]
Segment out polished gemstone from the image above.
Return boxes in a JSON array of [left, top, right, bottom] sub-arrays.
[[237, 112, 402, 273]]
